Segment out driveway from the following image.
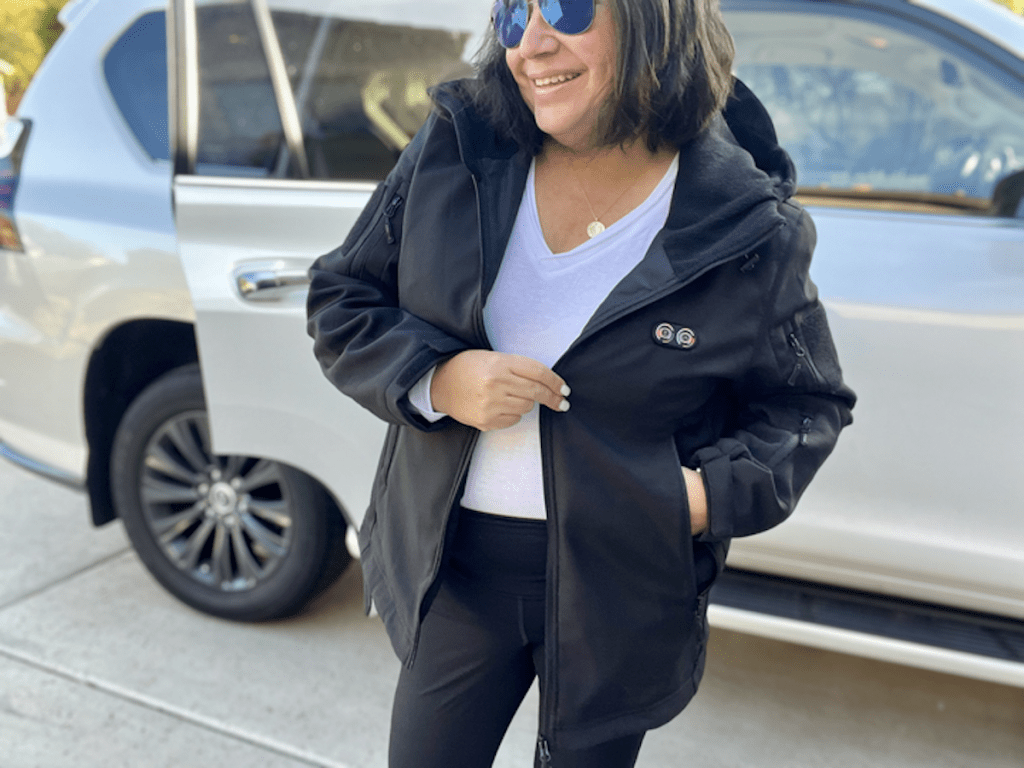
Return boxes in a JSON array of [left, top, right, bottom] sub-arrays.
[[1, 459, 1021, 767]]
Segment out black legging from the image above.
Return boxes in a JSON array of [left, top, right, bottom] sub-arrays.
[[388, 509, 645, 768]]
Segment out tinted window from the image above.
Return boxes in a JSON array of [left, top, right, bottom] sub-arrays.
[[103, 11, 169, 161], [189, 1, 472, 180], [196, 4, 286, 177], [272, 10, 472, 180], [728, 5, 1024, 212]]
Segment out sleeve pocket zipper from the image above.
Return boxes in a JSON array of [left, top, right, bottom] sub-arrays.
[[786, 326, 824, 386]]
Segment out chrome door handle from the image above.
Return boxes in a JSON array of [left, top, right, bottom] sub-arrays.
[[235, 268, 310, 302]]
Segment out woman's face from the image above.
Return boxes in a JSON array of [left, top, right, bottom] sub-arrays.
[[505, 1, 617, 152]]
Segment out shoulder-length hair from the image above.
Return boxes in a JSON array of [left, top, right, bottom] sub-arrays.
[[470, 0, 736, 153]]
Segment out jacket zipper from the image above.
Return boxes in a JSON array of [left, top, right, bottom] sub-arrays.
[[406, 429, 479, 668], [469, 172, 492, 348], [537, 222, 785, 744], [537, 735, 552, 766], [799, 416, 813, 446], [383, 193, 404, 244], [787, 329, 823, 386], [345, 185, 399, 262], [539, 407, 560, 744]]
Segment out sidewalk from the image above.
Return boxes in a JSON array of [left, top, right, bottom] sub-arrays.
[[2, 458, 1022, 767]]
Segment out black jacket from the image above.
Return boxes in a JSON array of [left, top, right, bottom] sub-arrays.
[[307, 79, 855, 749]]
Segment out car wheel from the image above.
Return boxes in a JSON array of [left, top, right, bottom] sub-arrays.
[[110, 364, 350, 620]]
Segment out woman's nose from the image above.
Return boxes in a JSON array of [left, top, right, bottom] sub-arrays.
[[518, 3, 559, 55]]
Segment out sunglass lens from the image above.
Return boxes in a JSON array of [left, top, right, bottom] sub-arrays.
[[539, 0, 595, 35], [492, 0, 528, 48]]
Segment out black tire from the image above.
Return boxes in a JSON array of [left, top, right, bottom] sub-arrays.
[[110, 364, 350, 621]]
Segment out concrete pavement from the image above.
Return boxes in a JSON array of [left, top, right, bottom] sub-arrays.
[[1, 458, 1022, 767]]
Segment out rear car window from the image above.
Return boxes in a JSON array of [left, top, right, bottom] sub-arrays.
[[103, 11, 170, 162]]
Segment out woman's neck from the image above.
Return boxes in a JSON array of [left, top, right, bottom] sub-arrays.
[[533, 138, 678, 254], [540, 138, 675, 180]]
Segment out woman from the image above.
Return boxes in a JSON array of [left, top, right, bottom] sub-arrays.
[[307, 0, 855, 764]]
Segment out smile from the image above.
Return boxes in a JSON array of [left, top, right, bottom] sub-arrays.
[[533, 72, 581, 87]]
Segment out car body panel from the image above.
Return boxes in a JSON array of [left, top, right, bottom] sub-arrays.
[[913, 0, 1024, 54], [0, 0, 190, 480], [723, 0, 1024, 619]]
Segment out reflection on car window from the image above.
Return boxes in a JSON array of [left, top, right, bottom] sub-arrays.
[[271, 10, 472, 181], [103, 11, 169, 162], [191, 1, 471, 181], [728, 7, 1024, 213], [196, 4, 285, 177]]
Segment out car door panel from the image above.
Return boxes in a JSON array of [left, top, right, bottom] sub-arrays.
[[173, 178, 386, 522], [171, 0, 486, 523], [725, 0, 1024, 618]]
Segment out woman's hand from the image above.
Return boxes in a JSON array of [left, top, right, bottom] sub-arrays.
[[430, 350, 571, 431], [683, 467, 708, 536]]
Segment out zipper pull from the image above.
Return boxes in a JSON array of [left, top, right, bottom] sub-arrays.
[[800, 416, 813, 446], [788, 332, 807, 358], [383, 193, 403, 244], [537, 735, 552, 766]]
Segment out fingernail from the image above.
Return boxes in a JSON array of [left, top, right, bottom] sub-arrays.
[[560, 384, 571, 397], [558, 399, 570, 412]]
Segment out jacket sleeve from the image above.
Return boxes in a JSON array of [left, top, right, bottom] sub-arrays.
[[693, 202, 856, 540], [305, 113, 470, 428]]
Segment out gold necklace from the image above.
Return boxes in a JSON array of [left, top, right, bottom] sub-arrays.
[[570, 164, 648, 239]]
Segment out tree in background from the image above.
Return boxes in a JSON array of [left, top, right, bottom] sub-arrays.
[[1, 0, 70, 115], [993, 0, 1024, 13]]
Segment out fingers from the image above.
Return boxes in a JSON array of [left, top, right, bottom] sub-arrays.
[[506, 355, 571, 413], [430, 351, 571, 431]]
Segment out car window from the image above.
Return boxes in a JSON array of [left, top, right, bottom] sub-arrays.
[[103, 11, 170, 162], [195, 3, 286, 177], [727, 3, 1024, 215], [272, 10, 472, 181], [191, 1, 472, 181]]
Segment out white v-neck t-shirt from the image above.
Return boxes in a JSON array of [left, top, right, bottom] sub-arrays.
[[411, 154, 679, 519]]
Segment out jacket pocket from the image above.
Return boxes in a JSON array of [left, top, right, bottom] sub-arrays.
[[375, 424, 401, 496], [343, 183, 406, 279], [784, 318, 824, 387], [783, 302, 843, 391]]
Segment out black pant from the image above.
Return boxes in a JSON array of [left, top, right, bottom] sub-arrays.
[[388, 509, 645, 768]]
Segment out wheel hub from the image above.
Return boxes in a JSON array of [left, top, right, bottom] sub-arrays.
[[207, 481, 239, 518]]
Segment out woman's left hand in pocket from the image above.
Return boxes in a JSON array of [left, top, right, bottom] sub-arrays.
[[683, 467, 708, 536]]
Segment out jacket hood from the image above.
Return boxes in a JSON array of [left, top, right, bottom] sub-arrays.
[[723, 78, 798, 199]]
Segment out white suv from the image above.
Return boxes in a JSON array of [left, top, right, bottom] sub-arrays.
[[2, 0, 1023, 684]]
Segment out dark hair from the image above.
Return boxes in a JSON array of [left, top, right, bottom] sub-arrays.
[[471, 0, 736, 153]]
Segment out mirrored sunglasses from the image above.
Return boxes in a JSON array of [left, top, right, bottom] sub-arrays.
[[491, 0, 596, 49]]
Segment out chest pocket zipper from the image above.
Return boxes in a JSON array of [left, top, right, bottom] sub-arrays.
[[383, 193, 404, 244], [344, 188, 405, 277]]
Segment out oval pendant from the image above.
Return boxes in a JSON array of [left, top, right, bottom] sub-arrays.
[[586, 221, 605, 238]]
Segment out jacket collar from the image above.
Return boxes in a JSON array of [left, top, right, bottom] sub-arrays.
[[431, 79, 792, 295]]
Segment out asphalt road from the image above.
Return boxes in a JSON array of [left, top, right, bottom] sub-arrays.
[[1, 458, 1022, 767]]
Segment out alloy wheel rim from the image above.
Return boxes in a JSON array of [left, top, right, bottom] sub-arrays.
[[138, 410, 293, 591]]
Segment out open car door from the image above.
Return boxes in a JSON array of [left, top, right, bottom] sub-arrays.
[[169, 0, 485, 531]]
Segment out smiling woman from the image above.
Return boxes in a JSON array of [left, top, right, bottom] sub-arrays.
[[306, 0, 855, 765]]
